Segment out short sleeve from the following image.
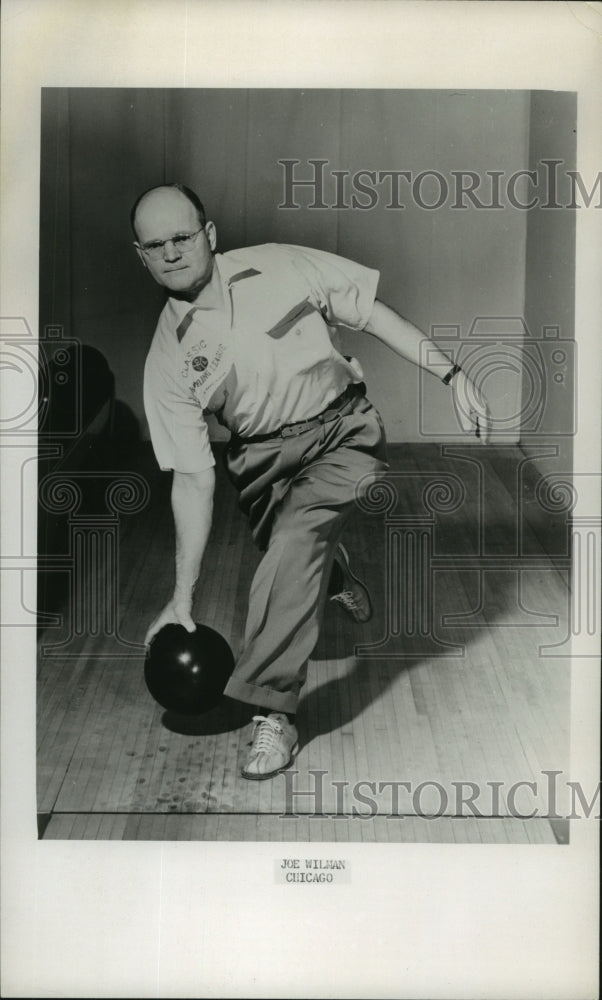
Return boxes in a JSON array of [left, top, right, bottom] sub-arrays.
[[277, 244, 380, 330], [143, 351, 215, 473]]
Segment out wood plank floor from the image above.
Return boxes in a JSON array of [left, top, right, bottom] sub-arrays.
[[40, 812, 561, 844], [37, 444, 571, 842]]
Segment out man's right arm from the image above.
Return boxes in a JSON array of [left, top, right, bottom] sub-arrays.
[[144, 467, 215, 645]]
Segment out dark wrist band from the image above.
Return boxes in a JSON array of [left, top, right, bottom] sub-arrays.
[[442, 363, 462, 386]]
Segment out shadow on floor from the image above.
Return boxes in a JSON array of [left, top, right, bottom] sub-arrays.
[[160, 695, 254, 736]]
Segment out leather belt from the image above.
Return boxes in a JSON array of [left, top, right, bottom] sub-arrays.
[[231, 383, 364, 445]]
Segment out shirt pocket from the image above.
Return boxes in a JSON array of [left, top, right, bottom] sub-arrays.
[[264, 298, 317, 339]]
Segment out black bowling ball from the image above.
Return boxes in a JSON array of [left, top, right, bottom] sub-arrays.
[[144, 623, 235, 715]]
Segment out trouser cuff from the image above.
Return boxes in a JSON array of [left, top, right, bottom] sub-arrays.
[[224, 675, 300, 715]]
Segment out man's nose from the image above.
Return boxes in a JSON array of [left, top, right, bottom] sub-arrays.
[[163, 239, 182, 262]]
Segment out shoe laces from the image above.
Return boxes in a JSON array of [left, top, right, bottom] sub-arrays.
[[331, 589, 359, 611], [251, 715, 284, 753]]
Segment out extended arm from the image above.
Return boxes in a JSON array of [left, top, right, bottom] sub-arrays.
[[364, 299, 491, 440], [144, 466, 216, 644]]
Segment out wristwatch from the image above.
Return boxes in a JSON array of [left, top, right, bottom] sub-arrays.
[[442, 363, 462, 386]]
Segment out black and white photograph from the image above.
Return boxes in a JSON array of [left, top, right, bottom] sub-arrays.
[[1, 2, 600, 998], [33, 85, 580, 844]]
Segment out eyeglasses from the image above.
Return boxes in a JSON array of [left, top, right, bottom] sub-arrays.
[[138, 227, 205, 260]]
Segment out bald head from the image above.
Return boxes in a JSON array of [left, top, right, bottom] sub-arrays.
[[130, 183, 206, 239], [131, 183, 217, 301]]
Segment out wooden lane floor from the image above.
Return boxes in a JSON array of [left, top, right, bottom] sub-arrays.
[[37, 444, 572, 841], [41, 812, 561, 843]]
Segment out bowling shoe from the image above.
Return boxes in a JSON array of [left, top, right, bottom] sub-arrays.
[[241, 712, 299, 780], [328, 542, 373, 624]]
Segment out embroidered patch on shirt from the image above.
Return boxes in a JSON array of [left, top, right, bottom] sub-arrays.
[[178, 310, 233, 409]]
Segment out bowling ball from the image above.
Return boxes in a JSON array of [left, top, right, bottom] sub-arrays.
[[144, 623, 235, 715]]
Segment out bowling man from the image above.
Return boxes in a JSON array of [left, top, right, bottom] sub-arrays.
[[136, 183, 489, 780]]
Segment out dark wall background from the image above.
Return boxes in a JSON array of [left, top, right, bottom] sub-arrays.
[[39, 89, 575, 449], [523, 90, 577, 477]]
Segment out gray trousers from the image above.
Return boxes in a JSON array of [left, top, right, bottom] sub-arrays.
[[222, 391, 388, 714]]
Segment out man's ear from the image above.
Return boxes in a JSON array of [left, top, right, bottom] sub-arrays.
[[204, 221, 217, 252], [134, 243, 147, 268]]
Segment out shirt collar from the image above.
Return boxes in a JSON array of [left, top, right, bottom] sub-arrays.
[[214, 252, 262, 287], [164, 252, 264, 340]]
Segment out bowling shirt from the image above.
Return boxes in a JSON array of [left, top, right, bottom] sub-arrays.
[[143, 243, 380, 473]]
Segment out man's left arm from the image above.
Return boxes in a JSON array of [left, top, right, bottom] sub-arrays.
[[364, 299, 491, 443]]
